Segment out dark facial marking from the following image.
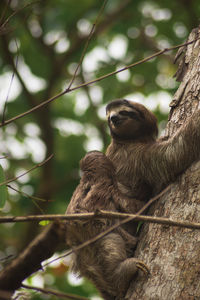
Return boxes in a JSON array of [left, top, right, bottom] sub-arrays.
[[119, 110, 133, 117], [118, 110, 143, 121], [106, 99, 144, 120]]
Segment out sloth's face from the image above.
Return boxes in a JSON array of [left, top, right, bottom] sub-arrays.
[[106, 100, 145, 140], [106, 99, 158, 141], [107, 105, 144, 127]]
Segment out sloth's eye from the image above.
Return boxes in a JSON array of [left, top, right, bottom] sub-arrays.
[[119, 110, 132, 116], [119, 110, 137, 118]]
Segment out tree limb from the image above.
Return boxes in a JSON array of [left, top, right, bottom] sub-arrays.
[[0, 222, 65, 292], [0, 211, 200, 230], [22, 284, 89, 300]]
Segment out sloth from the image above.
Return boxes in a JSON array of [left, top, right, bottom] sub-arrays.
[[66, 99, 200, 299], [66, 151, 148, 300], [106, 99, 200, 204]]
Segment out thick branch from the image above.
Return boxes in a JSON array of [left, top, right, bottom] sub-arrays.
[[0, 222, 65, 292]]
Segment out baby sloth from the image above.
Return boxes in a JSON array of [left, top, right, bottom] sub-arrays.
[[66, 151, 148, 300]]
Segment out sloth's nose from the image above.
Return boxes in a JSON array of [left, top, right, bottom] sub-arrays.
[[110, 114, 120, 125]]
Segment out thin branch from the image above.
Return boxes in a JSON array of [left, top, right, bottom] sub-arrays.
[[2, 39, 19, 124], [1, 1, 39, 28], [0, 37, 199, 128], [47, 0, 130, 96], [1, 210, 200, 230], [7, 184, 46, 214], [0, 154, 53, 187], [1, 34, 37, 108], [7, 184, 47, 202], [80, 70, 108, 145], [0, 254, 13, 262], [21, 284, 89, 300], [66, 0, 108, 91], [0, 0, 11, 25], [0, 1, 39, 35]]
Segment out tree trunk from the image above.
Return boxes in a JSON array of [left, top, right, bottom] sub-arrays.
[[127, 26, 200, 299]]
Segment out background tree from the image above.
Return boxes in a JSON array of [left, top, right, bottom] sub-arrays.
[[0, 0, 199, 299]]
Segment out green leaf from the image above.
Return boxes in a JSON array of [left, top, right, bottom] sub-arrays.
[[0, 164, 7, 210], [39, 220, 50, 226], [136, 221, 143, 233]]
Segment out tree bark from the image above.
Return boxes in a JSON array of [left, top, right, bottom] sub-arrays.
[[127, 26, 200, 299]]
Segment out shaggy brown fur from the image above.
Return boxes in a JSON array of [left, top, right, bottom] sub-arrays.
[[106, 99, 200, 238], [106, 99, 200, 202], [66, 151, 148, 300]]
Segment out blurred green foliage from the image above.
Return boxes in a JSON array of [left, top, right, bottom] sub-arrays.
[[0, 0, 199, 298]]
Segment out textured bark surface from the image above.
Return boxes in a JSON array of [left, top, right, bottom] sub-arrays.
[[127, 26, 200, 299]]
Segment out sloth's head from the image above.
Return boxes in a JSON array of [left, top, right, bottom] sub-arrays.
[[80, 151, 115, 177], [106, 99, 158, 142]]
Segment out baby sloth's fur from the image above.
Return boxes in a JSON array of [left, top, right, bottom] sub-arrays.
[[66, 151, 147, 300]]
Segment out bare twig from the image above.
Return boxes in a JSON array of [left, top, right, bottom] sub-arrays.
[[2, 39, 19, 124], [0, 0, 11, 25], [7, 184, 47, 203], [1, 209, 200, 230], [7, 184, 46, 213], [0, 38, 199, 128], [0, 0, 11, 36], [0, 154, 53, 187], [66, 0, 108, 91], [21, 284, 89, 300], [0, 254, 13, 262], [0, 1, 39, 35], [1, 34, 37, 108]]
